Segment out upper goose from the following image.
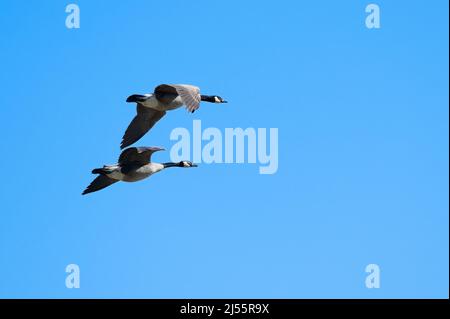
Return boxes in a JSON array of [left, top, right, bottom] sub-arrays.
[[121, 84, 227, 149], [82, 146, 197, 195]]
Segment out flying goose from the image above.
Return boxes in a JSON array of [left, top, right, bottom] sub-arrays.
[[121, 84, 227, 149], [82, 146, 197, 195]]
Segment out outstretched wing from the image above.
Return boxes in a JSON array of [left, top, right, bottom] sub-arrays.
[[155, 84, 201, 112], [118, 146, 165, 166], [121, 104, 166, 149], [82, 175, 118, 195]]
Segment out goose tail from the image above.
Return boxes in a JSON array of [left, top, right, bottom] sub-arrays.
[[126, 94, 148, 103], [92, 165, 117, 175], [92, 168, 105, 174]]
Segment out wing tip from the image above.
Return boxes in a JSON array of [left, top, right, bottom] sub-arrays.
[[120, 135, 133, 150]]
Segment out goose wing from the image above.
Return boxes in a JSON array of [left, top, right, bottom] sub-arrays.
[[82, 175, 118, 195], [155, 84, 201, 112], [121, 104, 166, 149], [118, 146, 165, 166]]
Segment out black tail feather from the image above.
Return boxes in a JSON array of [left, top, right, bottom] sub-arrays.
[[126, 94, 147, 103], [92, 168, 104, 174]]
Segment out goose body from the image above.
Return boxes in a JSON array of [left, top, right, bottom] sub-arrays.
[[121, 84, 227, 149], [136, 94, 184, 111], [101, 162, 164, 182], [82, 146, 197, 195]]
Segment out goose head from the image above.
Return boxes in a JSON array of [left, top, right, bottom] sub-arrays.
[[213, 96, 227, 103], [201, 95, 227, 103], [179, 161, 198, 168]]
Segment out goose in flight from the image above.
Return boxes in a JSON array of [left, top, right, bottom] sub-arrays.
[[82, 146, 197, 195], [121, 84, 227, 149]]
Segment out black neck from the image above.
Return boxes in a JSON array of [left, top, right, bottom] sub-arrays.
[[200, 95, 216, 103], [163, 162, 182, 168]]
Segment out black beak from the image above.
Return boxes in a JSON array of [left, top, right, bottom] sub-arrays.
[[222, 100, 228, 103]]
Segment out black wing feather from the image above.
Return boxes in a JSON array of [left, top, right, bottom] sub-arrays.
[[120, 104, 166, 149], [82, 175, 118, 195]]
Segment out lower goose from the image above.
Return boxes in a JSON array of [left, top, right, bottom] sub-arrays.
[[82, 146, 197, 195]]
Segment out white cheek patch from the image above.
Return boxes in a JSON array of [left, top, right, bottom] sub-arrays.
[[214, 96, 221, 103]]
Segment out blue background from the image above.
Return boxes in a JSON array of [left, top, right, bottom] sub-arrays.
[[0, 0, 448, 298]]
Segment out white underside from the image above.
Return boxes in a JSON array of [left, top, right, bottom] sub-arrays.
[[105, 163, 164, 182]]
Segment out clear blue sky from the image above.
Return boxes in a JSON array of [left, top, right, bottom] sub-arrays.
[[0, 0, 448, 298]]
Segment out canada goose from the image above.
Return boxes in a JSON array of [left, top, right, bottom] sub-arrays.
[[82, 146, 197, 195], [121, 84, 227, 149]]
